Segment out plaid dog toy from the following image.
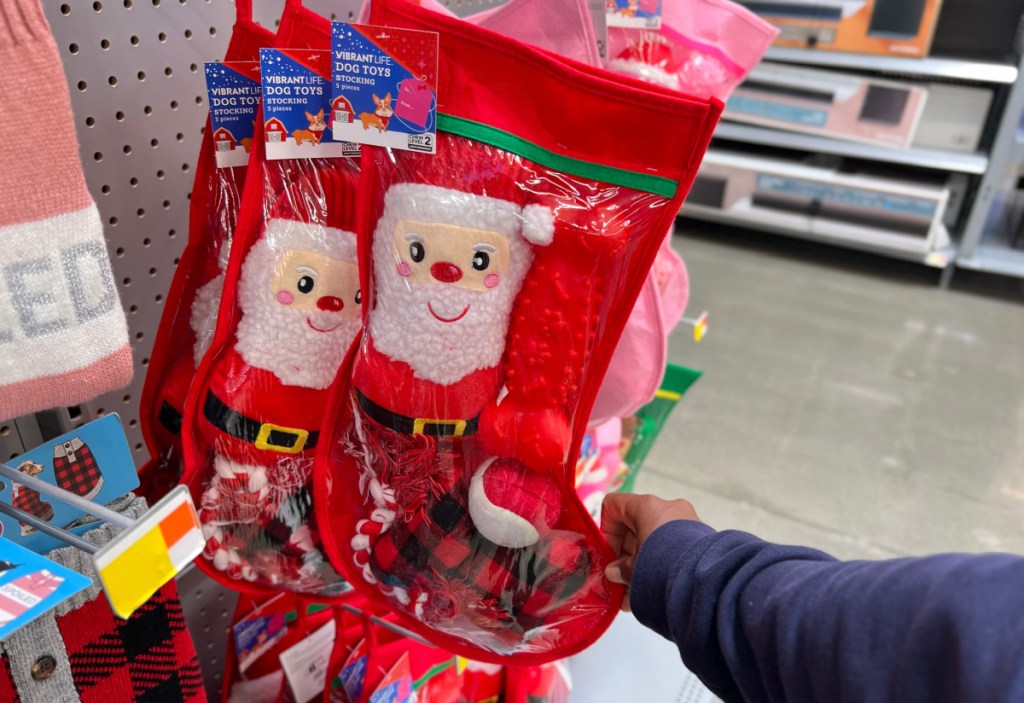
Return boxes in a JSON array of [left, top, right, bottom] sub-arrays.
[[316, 0, 721, 663]]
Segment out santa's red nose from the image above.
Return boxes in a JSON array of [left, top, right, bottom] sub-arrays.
[[431, 262, 463, 283], [317, 296, 344, 312]]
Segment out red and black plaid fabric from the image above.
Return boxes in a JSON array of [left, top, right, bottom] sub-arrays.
[[0, 582, 205, 702], [52, 440, 103, 500], [361, 421, 593, 641], [12, 487, 54, 521], [0, 655, 19, 703], [60, 582, 206, 703]]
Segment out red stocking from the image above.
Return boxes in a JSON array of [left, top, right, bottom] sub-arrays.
[[316, 0, 721, 663], [182, 3, 360, 597], [137, 0, 274, 505]]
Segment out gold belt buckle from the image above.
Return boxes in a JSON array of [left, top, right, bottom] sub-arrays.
[[254, 423, 308, 454], [412, 418, 467, 437]]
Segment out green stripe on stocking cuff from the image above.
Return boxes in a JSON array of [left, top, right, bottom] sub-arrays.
[[437, 113, 679, 199]]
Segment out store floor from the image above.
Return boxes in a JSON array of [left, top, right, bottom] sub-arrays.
[[645, 221, 1024, 560], [570, 221, 1024, 701]]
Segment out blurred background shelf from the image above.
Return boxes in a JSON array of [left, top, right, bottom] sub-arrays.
[[956, 246, 1024, 278], [681, 205, 955, 269], [763, 47, 1019, 83], [712, 123, 990, 175]]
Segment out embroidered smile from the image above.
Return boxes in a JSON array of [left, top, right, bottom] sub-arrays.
[[428, 303, 470, 323], [307, 317, 344, 333]]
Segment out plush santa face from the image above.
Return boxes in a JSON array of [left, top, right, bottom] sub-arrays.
[[369, 183, 553, 386], [235, 218, 360, 389]]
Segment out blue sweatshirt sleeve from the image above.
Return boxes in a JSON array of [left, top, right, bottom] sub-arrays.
[[630, 520, 1024, 703]]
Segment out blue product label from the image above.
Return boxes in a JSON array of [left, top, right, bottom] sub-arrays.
[[331, 23, 438, 154], [260, 48, 360, 161], [205, 61, 261, 169], [233, 612, 288, 673], [579, 433, 597, 461], [0, 415, 139, 555], [341, 654, 367, 701], [756, 175, 937, 218], [726, 95, 830, 128], [370, 681, 413, 703], [0, 537, 91, 639], [606, 0, 662, 29]]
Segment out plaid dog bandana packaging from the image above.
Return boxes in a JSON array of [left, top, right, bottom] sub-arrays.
[[316, 0, 721, 664], [0, 415, 139, 555]]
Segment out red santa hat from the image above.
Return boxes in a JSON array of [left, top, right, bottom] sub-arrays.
[[263, 164, 360, 251], [380, 132, 557, 246], [378, 182, 554, 247], [262, 217, 358, 261]]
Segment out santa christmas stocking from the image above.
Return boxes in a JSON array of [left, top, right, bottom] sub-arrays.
[[0, 0, 132, 422], [315, 0, 721, 663], [137, 0, 276, 505], [181, 4, 362, 596]]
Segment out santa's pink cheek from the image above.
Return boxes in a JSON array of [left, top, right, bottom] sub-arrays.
[[276, 290, 295, 305], [396, 261, 413, 277], [484, 273, 500, 289]]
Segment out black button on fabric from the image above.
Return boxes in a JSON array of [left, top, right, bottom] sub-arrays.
[[31, 654, 57, 681]]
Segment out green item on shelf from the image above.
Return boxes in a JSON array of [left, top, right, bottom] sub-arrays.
[[618, 364, 702, 494]]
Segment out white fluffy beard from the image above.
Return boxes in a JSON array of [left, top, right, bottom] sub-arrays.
[[369, 231, 533, 386], [234, 240, 360, 389]]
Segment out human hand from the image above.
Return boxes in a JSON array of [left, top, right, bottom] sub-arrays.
[[601, 493, 700, 611]]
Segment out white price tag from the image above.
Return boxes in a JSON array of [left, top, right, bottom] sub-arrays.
[[279, 619, 337, 703]]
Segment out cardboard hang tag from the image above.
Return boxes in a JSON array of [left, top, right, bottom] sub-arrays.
[[280, 619, 337, 703], [330, 22, 439, 154], [260, 48, 361, 161], [0, 537, 92, 639], [606, 0, 662, 29], [205, 61, 262, 168]]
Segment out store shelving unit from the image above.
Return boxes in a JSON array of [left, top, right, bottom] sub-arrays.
[[684, 44, 1024, 281], [954, 48, 1024, 281], [763, 46, 1020, 84], [712, 123, 989, 174], [683, 203, 957, 269]]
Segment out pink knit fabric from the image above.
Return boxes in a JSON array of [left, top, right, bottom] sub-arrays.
[[0, 0, 132, 421]]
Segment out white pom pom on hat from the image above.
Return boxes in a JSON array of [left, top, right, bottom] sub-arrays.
[[521, 203, 555, 246]]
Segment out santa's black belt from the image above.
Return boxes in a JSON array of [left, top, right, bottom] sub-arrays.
[[355, 389, 478, 437], [158, 400, 183, 436], [203, 392, 318, 454]]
